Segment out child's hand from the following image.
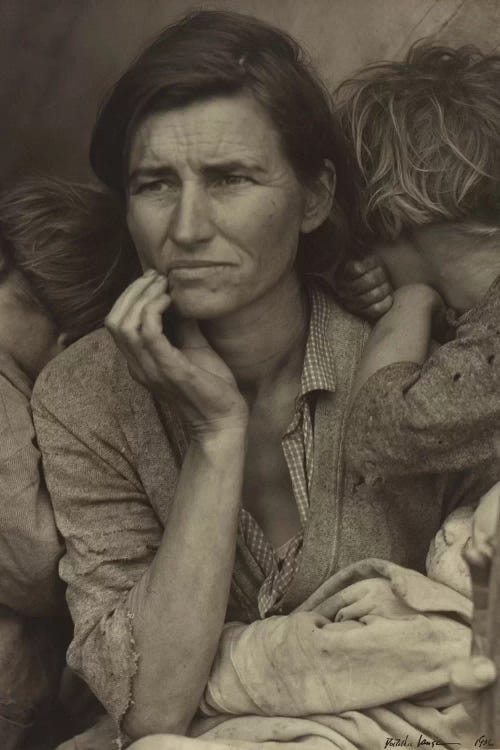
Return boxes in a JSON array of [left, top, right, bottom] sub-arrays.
[[336, 256, 393, 321]]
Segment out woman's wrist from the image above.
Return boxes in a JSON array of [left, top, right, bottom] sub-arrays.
[[191, 417, 248, 450]]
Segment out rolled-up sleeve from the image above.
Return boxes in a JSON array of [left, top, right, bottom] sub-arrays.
[[346, 294, 500, 480], [32, 371, 165, 725]]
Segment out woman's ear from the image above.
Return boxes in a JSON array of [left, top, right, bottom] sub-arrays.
[[300, 160, 336, 235]]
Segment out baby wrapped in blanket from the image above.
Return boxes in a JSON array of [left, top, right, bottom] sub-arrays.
[[170, 505, 487, 750], [427, 484, 499, 598], [125, 509, 483, 750]]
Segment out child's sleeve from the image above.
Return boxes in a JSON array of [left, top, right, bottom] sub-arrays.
[[0, 385, 64, 616], [345, 284, 500, 481]]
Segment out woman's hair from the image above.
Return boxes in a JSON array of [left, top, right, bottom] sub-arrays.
[[90, 9, 366, 276], [0, 174, 140, 343], [336, 42, 500, 240]]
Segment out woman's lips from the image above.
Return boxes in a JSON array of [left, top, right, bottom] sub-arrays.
[[167, 262, 230, 279]]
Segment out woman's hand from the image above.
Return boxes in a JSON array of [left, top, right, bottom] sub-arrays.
[[317, 578, 415, 621], [105, 269, 248, 438], [336, 256, 393, 321]]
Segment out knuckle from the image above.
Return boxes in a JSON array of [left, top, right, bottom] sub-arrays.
[[354, 278, 373, 295], [122, 321, 140, 339], [349, 261, 366, 276], [372, 298, 393, 314], [105, 315, 119, 333], [343, 260, 359, 274], [141, 325, 157, 344], [372, 266, 388, 284], [366, 285, 389, 303]]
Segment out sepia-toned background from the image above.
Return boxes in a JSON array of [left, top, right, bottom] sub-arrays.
[[1, 0, 500, 183]]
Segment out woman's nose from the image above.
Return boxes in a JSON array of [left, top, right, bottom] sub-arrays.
[[170, 182, 214, 247]]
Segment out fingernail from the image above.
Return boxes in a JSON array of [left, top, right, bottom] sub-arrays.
[[144, 268, 156, 277], [473, 657, 497, 682]]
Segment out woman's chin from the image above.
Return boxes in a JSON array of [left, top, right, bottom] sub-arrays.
[[169, 289, 231, 321]]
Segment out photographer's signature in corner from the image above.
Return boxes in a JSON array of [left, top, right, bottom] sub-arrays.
[[474, 736, 495, 748], [384, 735, 495, 749]]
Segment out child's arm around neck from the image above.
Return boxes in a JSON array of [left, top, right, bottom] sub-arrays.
[[350, 283, 443, 407]]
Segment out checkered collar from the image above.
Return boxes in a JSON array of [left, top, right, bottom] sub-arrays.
[[299, 284, 337, 397]]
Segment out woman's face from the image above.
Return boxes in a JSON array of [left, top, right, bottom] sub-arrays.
[[126, 92, 319, 320]]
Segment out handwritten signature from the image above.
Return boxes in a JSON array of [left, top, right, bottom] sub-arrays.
[[474, 736, 495, 748], [383, 734, 495, 748]]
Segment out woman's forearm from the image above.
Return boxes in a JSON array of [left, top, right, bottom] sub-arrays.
[[123, 427, 246, 739]]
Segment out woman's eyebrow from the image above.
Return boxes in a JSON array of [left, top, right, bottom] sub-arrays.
[[128, 165, 176, 184], [202, 158, 265, 174], [129, 159, 266, 185]]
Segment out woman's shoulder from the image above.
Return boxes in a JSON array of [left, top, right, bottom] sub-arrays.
[[32, 327, 137, 417]]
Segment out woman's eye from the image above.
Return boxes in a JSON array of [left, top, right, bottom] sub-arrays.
[[137, 180, 175, 194], [216, 174, 251, 187]]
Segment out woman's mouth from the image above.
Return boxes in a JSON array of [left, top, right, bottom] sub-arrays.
[[167, 262, 230, 280]]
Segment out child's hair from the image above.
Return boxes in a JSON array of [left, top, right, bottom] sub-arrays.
[[336, 42, 500, 240], [0, 174, 141, 343]]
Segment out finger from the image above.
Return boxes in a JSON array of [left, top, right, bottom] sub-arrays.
[[111, 277, 168, 345], [175, 317, 210, 350], [140, 296, 190, 381], [338, 268, 389, 296], [140, 293, 173, 340], [346, 284, 392, 308], [341, 256, 381, 280], [111, 330, 159, 388], [345, 295, 393, 321], [362, 296, 394, 319], [335, 598, 371, 623], [139, 293, 185, 378], [108, 284, 169, 383], [106, 269, 162, 325], [318, 580, 370, 619]]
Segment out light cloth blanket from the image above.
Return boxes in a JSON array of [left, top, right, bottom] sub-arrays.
[[126, 559, 477, 750]]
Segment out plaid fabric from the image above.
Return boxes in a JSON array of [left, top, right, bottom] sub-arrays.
[[238, 286, 337, 617]]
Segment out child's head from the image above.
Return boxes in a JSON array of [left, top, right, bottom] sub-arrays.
[[336, 43, 500, 243], [0, 174, 140, 360]]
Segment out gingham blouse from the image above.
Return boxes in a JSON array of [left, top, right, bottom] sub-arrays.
[[237, 286, 337, 616]]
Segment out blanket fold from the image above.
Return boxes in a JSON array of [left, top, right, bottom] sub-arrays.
[[130, 560, 476, 750]]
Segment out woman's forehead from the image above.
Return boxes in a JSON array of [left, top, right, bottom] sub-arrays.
[[128, 93, 286, 172]]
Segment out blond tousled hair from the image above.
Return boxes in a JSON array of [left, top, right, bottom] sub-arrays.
[[336, 43, 500, 240]]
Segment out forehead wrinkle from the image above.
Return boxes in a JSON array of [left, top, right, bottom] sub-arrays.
[[129, 108, 278, 173]]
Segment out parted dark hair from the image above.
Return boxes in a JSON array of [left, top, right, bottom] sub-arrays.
[[0, 175, 141, 343], [336, 42, 500, 240], [90, 9, 366, 276]]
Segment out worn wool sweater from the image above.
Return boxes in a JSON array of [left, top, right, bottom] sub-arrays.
[[0, 350, 66, 748], [31, 294, 494, 726], [346, 274, 500, 481]]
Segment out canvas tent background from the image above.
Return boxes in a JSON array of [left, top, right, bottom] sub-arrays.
[[1, 0, 500, 183]]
